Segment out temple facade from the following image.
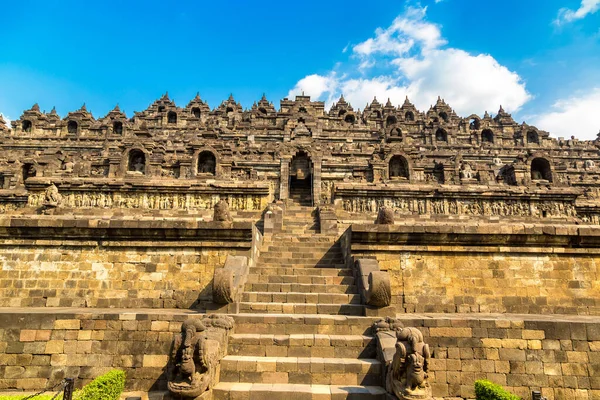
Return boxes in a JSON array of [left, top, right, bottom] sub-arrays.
[[0, 94, 599, 399], [2, 93, 600, 224]]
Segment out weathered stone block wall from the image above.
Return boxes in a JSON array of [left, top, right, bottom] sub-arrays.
[[0, 245, 241, 308], [0, 217, 254, 309], [395, 315, 600, 400], [0, 311, 189, 392], [351, 224, 600, 315], [353, 250, 600, 315], [0, 312, 598, 399]]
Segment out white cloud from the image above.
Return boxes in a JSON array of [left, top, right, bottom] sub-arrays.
[[286, 74, 338, 104], [0, 113, 10, 129], [287, 6, 531, 116], [555, 0, 600, 24], [353, 7, 445, 57], [393, 48, 531, 114], [530, 88, 600, 140]]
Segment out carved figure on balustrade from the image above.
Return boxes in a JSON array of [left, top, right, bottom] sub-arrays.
[[42, 183, 62, 208], [168, 315, 234, 399], [376, 206, 395, 224], [213, 199, 233, 222], [372, 317, 432, 400]]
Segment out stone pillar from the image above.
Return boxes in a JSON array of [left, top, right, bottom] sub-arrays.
[[279, 158, 290, 200], [371, 161, 386, 182], [312, 159, 321, 206], [179, 160, 193, 179], [108, 156, 122, 178]]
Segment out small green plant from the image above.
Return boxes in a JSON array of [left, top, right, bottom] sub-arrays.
[[0, 370, 125, 400], [75, 370, 126, 400], [475, 380, 521, 400]]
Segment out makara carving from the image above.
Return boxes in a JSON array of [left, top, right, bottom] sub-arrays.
[[213, 199, 233, 222], [168, 315, 234, 399], [373, 317, 432, 400]]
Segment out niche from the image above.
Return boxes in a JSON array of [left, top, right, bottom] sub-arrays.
[[481, 129, 494, 143], [67, 120, 78, 134], [198, 151, 216, 175], [22, 120, 32, 133], [435, 128, 448, 142], [527, 130, 539, 144], [531, 158, 552, 182], [386, 115, 397, 127], [128, 150, 146, 175], [113, 121, 123, 135], [389, 155, 409, 179]]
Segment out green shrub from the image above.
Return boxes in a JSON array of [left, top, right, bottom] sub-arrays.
[[0, 370, 125, 400], [475, 380, 521, 400], [75, 370, 125, 400]]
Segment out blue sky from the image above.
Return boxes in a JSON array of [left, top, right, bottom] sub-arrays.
[[1, 0, 599, 139]]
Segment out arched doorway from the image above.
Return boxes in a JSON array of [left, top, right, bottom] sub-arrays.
[[289, 151, 313, 206]]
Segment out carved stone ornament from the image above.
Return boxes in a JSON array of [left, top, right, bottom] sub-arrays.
[[373, 317, 433, 400], [356, 259, 391, 308], [376, 206, 395, 224], [167, 315, 234, 399], [213, 199, 233, 222], [42, 183, 62, 209]]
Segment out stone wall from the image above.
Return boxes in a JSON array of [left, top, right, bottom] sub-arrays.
[[351, 223, 600, 315], [0, 216, 253, 309], [394, 314, 600, 400], [0, 311, 598, 399], [0, 310, 190, 392]]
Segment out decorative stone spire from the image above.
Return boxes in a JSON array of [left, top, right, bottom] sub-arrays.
[[194, 92, 202, 101], [49, 106, 58, 116], [113, 104, 121, 112], [31, 103, 41, 112], [161, 92, 170, 101], [80, 103, 87, 112]]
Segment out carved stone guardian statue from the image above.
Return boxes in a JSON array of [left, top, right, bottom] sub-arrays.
[[376, 206, 395, 224], [459, 162, 476, 182], [373, 317, 433, 400], [168, 315, 234, 399], [213, 199, 233, 222], [41, 183, 62, 213]]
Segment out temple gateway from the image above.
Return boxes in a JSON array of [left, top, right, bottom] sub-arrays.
[[0, 93, 598, 400]]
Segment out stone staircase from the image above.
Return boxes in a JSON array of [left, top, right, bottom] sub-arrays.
[[213, 196, 387, 399]]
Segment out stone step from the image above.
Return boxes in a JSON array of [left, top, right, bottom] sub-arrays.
[[249, 267, 353, 277], [228, 334, 376, 358], [264, 235, 337, 242], [213, 383, 387, 400], [242, 292, 361, 305], [247, 274, 356, 286], [256, 262, 346, 269], [244, 282, 358, 294], [259, 255, 344, 263], [261, 247, 342, 254], [220, 356, 382, 386], [283, 219, 318, 224], [239, 302, 365, 316], [232, 314, 377, 335], [265, 243, 339, 250], [278, 229, 320, 235]]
